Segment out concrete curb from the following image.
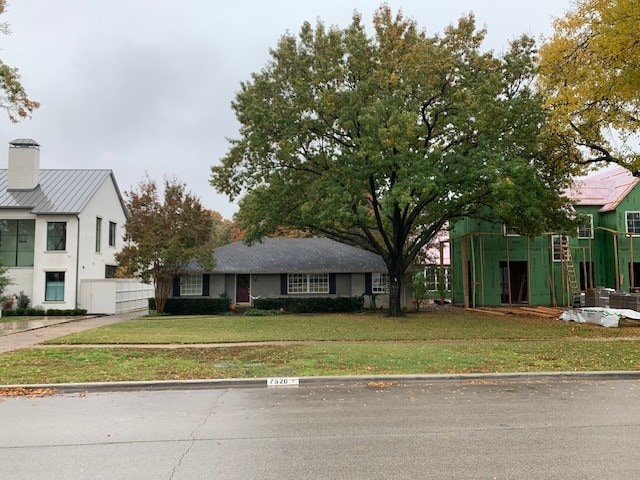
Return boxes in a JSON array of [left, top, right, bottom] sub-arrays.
[[3, 371, 640, 394]]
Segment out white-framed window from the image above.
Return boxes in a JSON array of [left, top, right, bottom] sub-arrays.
[[503, 224, 520, 236], [288, 273, 329, 294], [578, 214, 594, 239], [424, 266, 451, 291], [372, 272, 389, 293], [180, 274, 202, 296], [45, 271, 65, 301], [552, 235, 569, 262], [627, 211, 640, 234]]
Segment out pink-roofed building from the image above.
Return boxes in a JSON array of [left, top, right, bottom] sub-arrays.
[[423, 228, 451, 295], [450, 167, 640, 308]]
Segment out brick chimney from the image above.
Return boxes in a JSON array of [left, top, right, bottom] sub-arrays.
[[8, 138, 40, 190]]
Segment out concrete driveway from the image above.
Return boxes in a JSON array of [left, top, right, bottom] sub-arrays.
[[2, 378, 639, 479], [0, 310, 146, 353]]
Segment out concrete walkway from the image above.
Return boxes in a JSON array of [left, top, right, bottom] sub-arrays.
[[0, 310, 147, 353]]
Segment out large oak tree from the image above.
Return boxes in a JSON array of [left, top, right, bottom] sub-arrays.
[[539, 0, 640, 173], [211, 7, 575, 316]]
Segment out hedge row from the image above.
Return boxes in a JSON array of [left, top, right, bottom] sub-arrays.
[[253, 296, 364, 313], [148, 297, 231, 315], [2, 308, 88, 317]]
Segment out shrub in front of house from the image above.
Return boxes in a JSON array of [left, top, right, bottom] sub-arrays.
[[253, 296, 364, 313], [148, 297, 232, 315], [1, 307, 86, 316], [45, 309, 88, 316]]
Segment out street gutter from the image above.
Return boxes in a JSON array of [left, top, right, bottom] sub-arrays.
[[2, 371, 640, 394]]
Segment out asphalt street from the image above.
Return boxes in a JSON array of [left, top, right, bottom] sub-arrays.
[[1, 378, 639, 479]]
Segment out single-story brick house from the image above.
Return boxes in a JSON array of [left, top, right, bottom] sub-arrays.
[[172, 237, 412, 308]]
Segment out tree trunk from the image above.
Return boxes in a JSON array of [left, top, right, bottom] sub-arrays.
[[154, 276, 173, 314], [386, 269, 405, 317]]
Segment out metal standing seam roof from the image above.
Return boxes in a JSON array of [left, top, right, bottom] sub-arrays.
[[566, 167, 640, 213], [0, 169, 123, 214], [206, 237, 387, 274]]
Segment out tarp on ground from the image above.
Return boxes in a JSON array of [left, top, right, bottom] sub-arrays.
[[560, 307, 640, 328]]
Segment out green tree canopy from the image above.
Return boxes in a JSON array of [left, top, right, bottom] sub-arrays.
[[539, 0, 640, 173], [116, 176, 217, 314], [211, 7, 576, 316], [0, 0, 38, 122]]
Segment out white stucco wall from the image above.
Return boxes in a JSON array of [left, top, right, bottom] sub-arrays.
[[77, 177, 127, 283], [1, 176, 127, 311], [32, 214, 78, 309]]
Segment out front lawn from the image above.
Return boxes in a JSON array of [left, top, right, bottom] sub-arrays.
[[43, 310, 640, 344], [1, 340, 639, 384], [2, 309, 639, 385]]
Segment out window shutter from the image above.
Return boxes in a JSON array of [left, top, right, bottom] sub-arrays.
[[280, 274, 288, 295], [202, 274, 210, 296], [364, 273, 372, 294], [329, 273, 336, 294], [173, 276, 181, 297]]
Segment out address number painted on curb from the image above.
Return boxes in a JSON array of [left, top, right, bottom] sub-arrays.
[[267, 377, 300, 387]]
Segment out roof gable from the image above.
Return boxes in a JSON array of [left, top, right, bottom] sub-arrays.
[[0, 169, 125, 215], [566, 167, 640, 213], [210, 237, 387, 274]]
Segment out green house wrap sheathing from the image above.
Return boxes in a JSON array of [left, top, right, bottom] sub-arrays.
[[450, 167, 640, 308]]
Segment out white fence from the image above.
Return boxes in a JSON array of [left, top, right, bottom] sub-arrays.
[[79, 279, 154, 314]]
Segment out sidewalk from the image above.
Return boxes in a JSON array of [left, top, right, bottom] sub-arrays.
[[0, 310, 147, 353]]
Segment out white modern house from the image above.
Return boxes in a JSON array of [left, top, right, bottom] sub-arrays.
[[0, 139, 145, 312]]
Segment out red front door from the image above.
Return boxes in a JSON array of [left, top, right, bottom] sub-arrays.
[[236, 274, 250, 303]]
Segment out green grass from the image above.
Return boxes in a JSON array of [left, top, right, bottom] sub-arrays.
[[43, 310, 640, 344], [1, 340, 639, 384], [2, 310, 639, 385]]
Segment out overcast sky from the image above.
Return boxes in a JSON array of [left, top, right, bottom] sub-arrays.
[[1, 1, 572, 219]]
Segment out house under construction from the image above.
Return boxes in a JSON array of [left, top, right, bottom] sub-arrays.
[[448, 167, 640, 308]]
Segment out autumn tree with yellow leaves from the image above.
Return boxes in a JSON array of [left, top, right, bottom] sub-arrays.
[[0, 0, 38, 122], [539, 0, 640, 173]]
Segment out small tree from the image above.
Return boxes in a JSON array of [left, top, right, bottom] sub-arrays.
[[0, 258, 12, 306], [412, 271, 428, 311], [116, 176, 216, 314]]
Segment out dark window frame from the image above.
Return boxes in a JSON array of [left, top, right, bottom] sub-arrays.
[[45, 271, 65, 301], [47, 222, 67, 251], [95, 217, 102, 253], [108, 221, 117, 247]]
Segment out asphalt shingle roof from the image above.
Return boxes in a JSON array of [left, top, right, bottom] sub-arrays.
[[0, 169, 122, 214], [210, 237, 387, 274]]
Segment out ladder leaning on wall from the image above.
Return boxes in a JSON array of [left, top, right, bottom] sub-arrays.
[[560, 238, 581, 306]]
